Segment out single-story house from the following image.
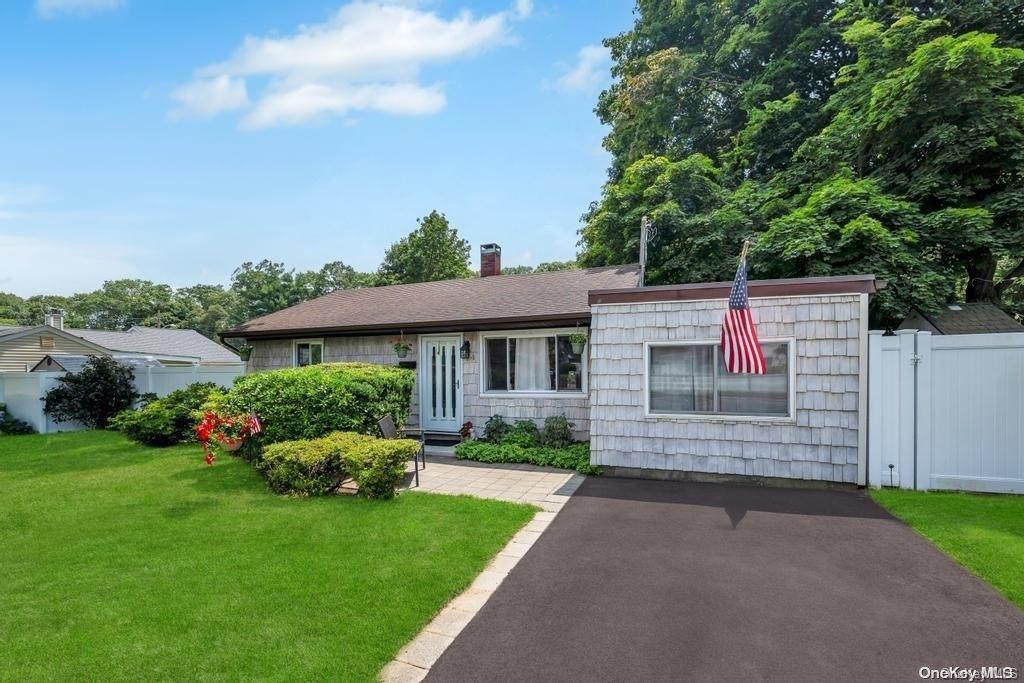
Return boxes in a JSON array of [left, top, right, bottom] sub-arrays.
[[225, 243, 883, 487], [224, 252, 641, 439], [0, 310, 241, 372], [897, 302, 1022, 335]]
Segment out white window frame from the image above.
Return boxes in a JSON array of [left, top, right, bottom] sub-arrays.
[[292, 338, 325, 367], [479, 327, 588, 398], [643, 338, 796, 422]]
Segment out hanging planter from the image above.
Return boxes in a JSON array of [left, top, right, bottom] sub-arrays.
[[394, 341, 412, 359], [568, 328, 587, 355], [237, 344, 253, 362]]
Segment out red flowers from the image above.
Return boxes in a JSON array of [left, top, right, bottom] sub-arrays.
[[195, 410, 259, 465]]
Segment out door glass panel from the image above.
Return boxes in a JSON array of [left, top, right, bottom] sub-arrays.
[[431, 347, 437, 418]]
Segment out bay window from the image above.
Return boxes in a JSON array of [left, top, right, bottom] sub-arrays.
[[483, 332, 584, 393], [647, 340, 792, 417]]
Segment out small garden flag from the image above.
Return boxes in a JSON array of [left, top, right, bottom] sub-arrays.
[[248, 412, 263, 435], [721, 244, 767, 374]]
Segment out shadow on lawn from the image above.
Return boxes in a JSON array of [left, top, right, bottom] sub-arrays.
[[0, 436, 150, 479]]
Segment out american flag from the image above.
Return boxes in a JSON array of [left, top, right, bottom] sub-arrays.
[[248, 412, 263, 435], [721, 253, 767, 374]]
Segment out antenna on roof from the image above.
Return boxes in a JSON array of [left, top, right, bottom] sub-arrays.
[[639, 215, 652, 287]]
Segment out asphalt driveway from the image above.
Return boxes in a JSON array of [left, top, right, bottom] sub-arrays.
[[427, 477, 1024, 682]]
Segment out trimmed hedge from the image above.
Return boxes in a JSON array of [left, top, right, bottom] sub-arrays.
[[454, 440, 599, 475], [226, 363, 415, 444], [111, 383, 227, 447], [261, 431, 420, 498]]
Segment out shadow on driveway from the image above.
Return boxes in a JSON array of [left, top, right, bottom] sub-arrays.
[[428, 477, 1024, 682]]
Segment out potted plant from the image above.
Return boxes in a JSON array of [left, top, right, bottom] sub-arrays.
[[568, 329, 587, 354], [393, 340, 413, 359], [236, 344, 253, 362], [195, 411, 258, 464]]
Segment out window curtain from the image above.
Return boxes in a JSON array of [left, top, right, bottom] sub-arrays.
[[513, 337, 550, 390]]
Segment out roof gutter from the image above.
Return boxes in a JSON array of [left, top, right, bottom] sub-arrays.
[[220, 313, 593, 342]]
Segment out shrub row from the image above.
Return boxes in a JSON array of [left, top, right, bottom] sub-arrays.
[[111, 383, 226, 446], [260, 431, 420, 498], [454, 440, 598, 475], [225, 363, 416, 443], [482, 414, 574, 448]]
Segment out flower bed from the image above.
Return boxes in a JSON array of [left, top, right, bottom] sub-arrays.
[[456, 414, 599, 475]]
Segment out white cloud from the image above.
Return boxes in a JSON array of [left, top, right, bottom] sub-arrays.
[[36, 0, 123, 19], [173, 0, 528, 128], [554, 44, 611, 93], [0, 234, 139, 296], [169, 76, 249, 118], [242, 82, 444, 128]]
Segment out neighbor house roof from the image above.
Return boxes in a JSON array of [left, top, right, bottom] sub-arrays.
[[29, 354, 163, 373], [898, 303, 1023, 335], [224, 265, 641, 338], [0, 325, 239, 364]]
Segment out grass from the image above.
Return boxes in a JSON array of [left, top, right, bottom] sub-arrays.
[[871, 488, 1024, 610], [0, 431, 535, 681]]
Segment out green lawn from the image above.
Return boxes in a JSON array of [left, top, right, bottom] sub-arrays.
[[0, 431, 535, 681], [871, 488, 1024, 610]]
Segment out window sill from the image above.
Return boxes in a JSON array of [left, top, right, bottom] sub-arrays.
[[644, 411, 795, 424], [481, 391, 586, 400]]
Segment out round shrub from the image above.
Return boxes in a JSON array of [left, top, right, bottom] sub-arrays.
[[225, 363, 415, 444]]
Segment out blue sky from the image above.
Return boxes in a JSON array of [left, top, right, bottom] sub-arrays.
[[0, 0, 633, 297]]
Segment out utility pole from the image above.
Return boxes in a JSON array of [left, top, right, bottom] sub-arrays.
[[639, 215, 651, 287]]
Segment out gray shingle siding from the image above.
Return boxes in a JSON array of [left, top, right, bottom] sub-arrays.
[[588, 295, 864, 483], [246, 330, 590, 437]]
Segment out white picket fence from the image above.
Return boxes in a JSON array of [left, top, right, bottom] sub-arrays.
[[0, 365, 244, 434], [868, 330, 1024, 493]]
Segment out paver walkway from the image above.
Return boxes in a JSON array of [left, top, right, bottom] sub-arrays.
[[402, 455, 583, 511], [427, 476, 1024, 682]]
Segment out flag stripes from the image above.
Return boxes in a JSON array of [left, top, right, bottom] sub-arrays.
[[721, 250, 767, 374]]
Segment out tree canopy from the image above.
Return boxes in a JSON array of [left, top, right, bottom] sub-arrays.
[[581, 0, 1024, 325], [3, 209, 551, 338], [377, 210, 473, 285]]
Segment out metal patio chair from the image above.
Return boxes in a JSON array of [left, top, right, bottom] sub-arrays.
[[378, 414, 426, 488]]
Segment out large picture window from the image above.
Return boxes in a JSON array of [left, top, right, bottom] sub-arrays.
[[293, 339, 323, 367], [647, 341, 792, 417], [483, 332, 584, 393]]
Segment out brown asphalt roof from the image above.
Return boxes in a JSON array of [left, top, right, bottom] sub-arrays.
[[225, 265, 640, 338], [900, 302, 1023, 335]]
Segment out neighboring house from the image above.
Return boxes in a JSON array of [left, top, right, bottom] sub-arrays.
[[0, 311, 240, 372], [224, 248, 640, 439], [225, 243, 884, 487], [897, 302, 1022, 335]]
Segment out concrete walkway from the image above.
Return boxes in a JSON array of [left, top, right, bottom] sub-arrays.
[[427, 476, 1024, 682], [381, 456, 584, 682]]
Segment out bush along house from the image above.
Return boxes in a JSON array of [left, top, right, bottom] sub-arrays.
[[223, 243, 883, 487]]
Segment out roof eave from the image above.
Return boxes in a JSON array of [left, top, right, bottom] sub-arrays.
[[589, 275, 884, 306], [220, 312, 593, 341]]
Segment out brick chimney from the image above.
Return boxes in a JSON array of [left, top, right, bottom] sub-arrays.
[[480, 243, 502, 277], [43, 308, 65, 331]]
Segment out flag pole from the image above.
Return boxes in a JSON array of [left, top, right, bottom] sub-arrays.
[[739, 240, 750, 264]]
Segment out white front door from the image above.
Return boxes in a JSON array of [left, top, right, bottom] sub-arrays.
[[419, 335, 463, 433]]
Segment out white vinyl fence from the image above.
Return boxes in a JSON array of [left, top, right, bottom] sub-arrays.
[[868, 330, 1024, 493], [0, 365, 244, 434]]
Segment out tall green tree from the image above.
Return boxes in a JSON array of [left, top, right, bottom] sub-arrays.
[[583, 0, 1024, 324], [230, 260, 300, 322], [377, 211, 472, 285]]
